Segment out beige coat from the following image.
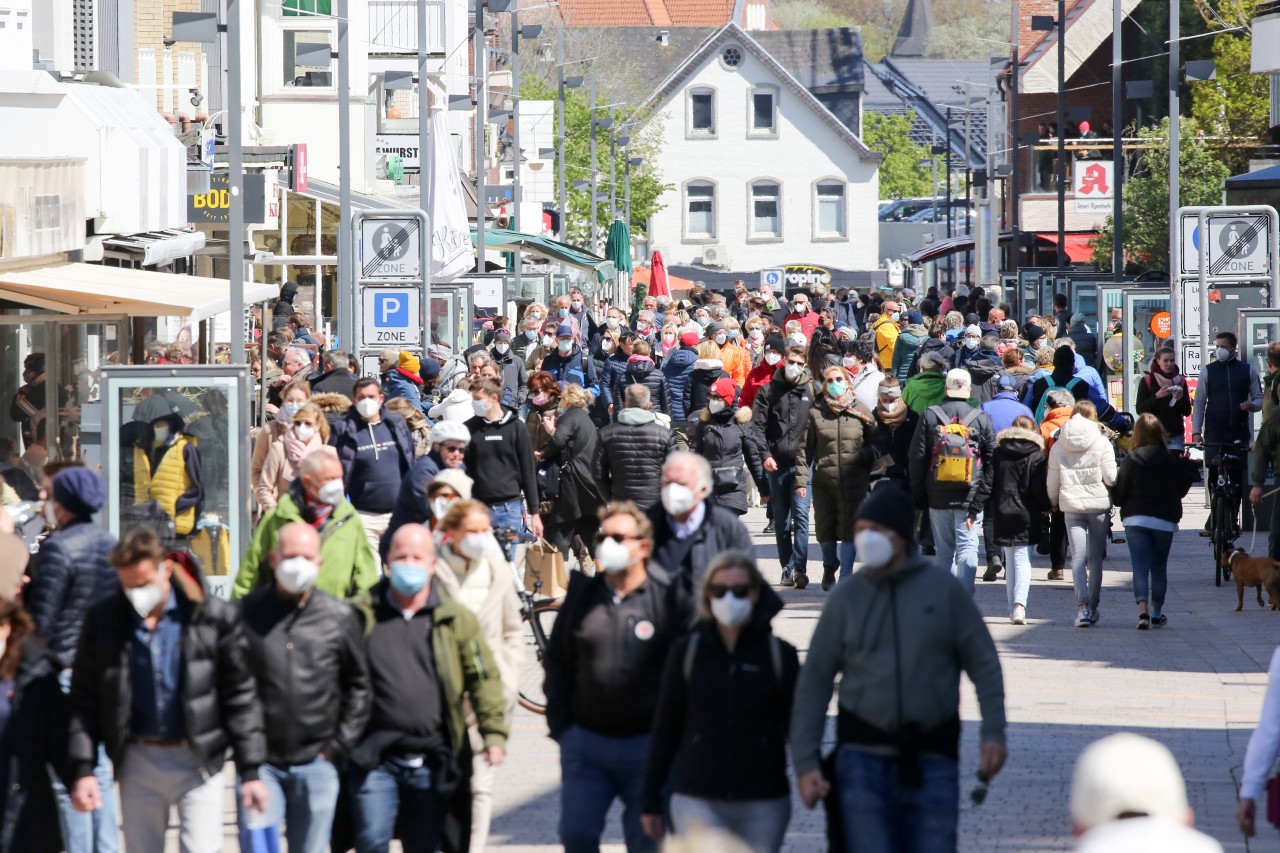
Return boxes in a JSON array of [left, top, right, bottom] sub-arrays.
[[257, 438, 315, 509], [251, 422, 288, 510]]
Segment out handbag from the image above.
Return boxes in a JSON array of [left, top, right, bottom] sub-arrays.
[[537, 461, 561, 503], [712, 465, 744, 494]]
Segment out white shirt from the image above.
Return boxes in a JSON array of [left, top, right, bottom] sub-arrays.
[[1241, 646, 1280, 799], [669, 501, 707, 540]]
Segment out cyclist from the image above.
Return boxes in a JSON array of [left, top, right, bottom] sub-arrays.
[[1192, 331, 1262, 540]]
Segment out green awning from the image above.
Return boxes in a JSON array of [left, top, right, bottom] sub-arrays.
[[471, 227, 616, 284]]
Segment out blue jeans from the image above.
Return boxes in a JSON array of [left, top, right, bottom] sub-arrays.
[[931, 508, 982, 593], [1127, 525, 1173, 611], [1066, 511, 1108, 611], [238, 757, 339, 853], [488, 498, 528, 562], [558, 725, 655, 853], [54, 671, 119, 853], [820, 541, 857, 579], [766, 466, 810, 574], [353, 760, 445, 853], [835, 748, 959, 853], [1004, 545, 1031, 610]]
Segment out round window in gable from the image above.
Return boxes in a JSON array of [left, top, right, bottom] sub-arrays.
[[721, 46, 742, 68]]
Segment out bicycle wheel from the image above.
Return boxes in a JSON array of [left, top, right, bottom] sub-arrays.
[[1212, 500, 1225, 587], [517, 597, 561, 715]]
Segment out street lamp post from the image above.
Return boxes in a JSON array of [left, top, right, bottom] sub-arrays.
[[589, 75, 598, 254], [608, 108, 617, 220], [474, 0, 487, 272], [1056, 0, 1066, 271], [626, 154, 642, 226]]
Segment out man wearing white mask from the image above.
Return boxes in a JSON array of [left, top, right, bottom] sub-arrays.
[[647, 452, 752, 598], [790, 482, 1007, 852], [545, 502, 692, 853], [238, 522, 371, 853], [1192, 331, 1262, 540], [236, 448, 380, 599]]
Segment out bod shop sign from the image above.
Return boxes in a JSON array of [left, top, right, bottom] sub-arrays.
[[783, 266, 832, 288], [188, 173, 267, 224]]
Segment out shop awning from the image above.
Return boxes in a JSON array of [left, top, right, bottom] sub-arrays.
[[1037, 233, 1098, 264], [0, 263, 279, 323], [101, 229, 207, 266], [471, 227, 616, 284], [905, 232, 1015, 265]]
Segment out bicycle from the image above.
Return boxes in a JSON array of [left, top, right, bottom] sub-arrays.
[[495, 526, 561, 715], [1191, 441, 1246, 587]]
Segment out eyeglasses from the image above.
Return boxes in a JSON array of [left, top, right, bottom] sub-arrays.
[[707, 582, 751, 599], [441, 443, 467, 454], [594, 532, 637, 545]]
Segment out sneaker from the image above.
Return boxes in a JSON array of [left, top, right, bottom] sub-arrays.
[[1088, 609, 1100, 625], [983, 555, 1003, 583], [779, 569, 795, 588], [821, 567, 837, 591], [794, 571, 810, 590], [1047, 568, 1064, 581], [1010, 605, 1026, 625], [1075, 609, 1092, 628], [1151, 613, 1168, 628], [763, 518, 776, 535], [1137, 613, 1150, 630]]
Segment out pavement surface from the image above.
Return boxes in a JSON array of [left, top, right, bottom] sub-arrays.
[[173, 487, 1280, 851]]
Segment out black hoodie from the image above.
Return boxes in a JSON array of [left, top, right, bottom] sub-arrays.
[[1112, 444, 1198, 523], [612, 357, 671, 416], [979, 427, 1049, 547]]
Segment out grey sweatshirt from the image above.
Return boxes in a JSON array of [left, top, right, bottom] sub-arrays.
[[789, 553, 1006, 775]]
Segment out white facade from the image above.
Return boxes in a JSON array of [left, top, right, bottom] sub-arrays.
[[644, 33, 880, 273]]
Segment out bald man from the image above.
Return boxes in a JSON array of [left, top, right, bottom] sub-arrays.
[[349, 524, 508, 853], [237, 521, 370, 853]]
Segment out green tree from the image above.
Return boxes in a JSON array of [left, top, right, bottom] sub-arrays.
[[1189, 0, 1268, 176], [1090, 117, 1229, 270], [862, 112, 933, 198], [773, 0, 852, 29]]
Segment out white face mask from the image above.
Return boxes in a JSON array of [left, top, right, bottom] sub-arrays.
[[317, 479, 345, 506], [472, 398, 491, 417], [541, 334, 555, 348], [283, 401, 304, 419], [880, 399, 900, 412], [661, 482, 698, 517], [714, 333, 727, 346], [276, 556, 319, 594], [606, 317, 620, 330], [749, 329, 763, 341], [294, 423, 317, 442], [595, 536, 635, 573], [152, 424, 170, 444], [124, 582, 165, 619], [783, 363, 804, 382], [355, 398, 381, 420], [854, 529, 896, 570], [495, 342, 510, 355], [458, 532, 491, 561], [710, 592, 753, 628], [789, 334, 807, 347], [964, 338, 979, 351], [708, 398, 726, 414], [1216, 346, 1232, 363], [602, 340, 616, 352], [431, 496, 456, 520], [842, 357, 859, 370], [795, 304, 809, 315], [764, 351, 783, 366]]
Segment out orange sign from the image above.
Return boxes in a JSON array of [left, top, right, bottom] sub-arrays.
[[1150, 311, 1172, 339]]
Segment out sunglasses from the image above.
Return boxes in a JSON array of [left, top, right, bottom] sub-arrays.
[[441, 443, 467, 454], [707, 583, 752, 599], [594, 532, 637, 545]]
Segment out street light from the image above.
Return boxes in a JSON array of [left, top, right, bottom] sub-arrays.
[[556, 30, 589, 246]]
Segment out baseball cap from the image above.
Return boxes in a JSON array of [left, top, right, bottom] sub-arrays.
[[997, 373, 1019, 391], [944, 369, 972, 399], [1070, 734, 1190, 832], [680, 331, 701, 348], [556, 323, 574, 339]]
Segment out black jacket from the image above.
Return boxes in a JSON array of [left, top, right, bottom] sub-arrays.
[[595, 412, 675, 511], [239, 587, 371, 767], [976, 427, 1049, 547], [381, 450, 454, 558], [308, 367, 357, 399], [27, 519, 118, 669], [749, 370, 813, 467], [965, 351, 1005, 404], [872, 405, 919, 482], [540, 406, 604, 524], [1112, 445, 1198, 524], [640, 587, 798, 813], [612, 358, 671, 417], [1135, 373, 1192, 442], [463, 408, 540, 514], [648, 502, 753, 599], [68, 560, 266, 782], [490, 345, 529, 410], [0, 640, 68, 853], [683, 358, 730, 422], [908, 399, 997, 511], [691, 406, 766, 515], [1068, 325, 1099, 368], [907, 336, 954, 378]]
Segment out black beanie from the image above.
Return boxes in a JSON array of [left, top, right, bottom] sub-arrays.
[[765, 333, 787, 354], [856, 482, 916, 544]]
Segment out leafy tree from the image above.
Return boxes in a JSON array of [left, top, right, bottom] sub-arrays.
[[828, 0, 905, 60], [926, 3, 1008, 60], [1089, 117, 1229, 270], [773, 0, 852, 29], [1189, 0, 1268, 175], [862, 112, 933, 198]]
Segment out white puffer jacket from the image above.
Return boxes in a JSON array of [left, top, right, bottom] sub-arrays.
[[1047, 415, 1117, 513]]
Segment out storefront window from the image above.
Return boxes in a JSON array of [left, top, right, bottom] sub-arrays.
[[283, 0, 332, 16]]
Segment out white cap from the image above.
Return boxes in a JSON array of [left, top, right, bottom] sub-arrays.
[[944, 369, 972, 398], [1070, 734, 1190, 832], [430, 420, 471, 446]]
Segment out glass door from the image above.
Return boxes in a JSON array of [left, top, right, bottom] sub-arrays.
[[1119, 289, 1171, 415], [426, 288, 460, 357], [435, 283, 475, 353], [1239, 309, 1280, 435]]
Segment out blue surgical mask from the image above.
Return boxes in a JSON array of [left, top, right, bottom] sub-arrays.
[[389, 562, 429, 596], [524, 329, 537, 340], [826, 380, 847, 397], [558, 307, 570, 318]]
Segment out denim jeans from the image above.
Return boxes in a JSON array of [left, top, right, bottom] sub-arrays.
[[668, 793, 790, 853], [834, 747, 959, 853], [820, 541, 856, 579], [1066, 511, 1108, 611], [488, 498, 528, 562], [1003, 545, 1032, 610], [930, 508, 982, 593], [238, 757, 340, 853], [1127, 525, 1174, 611], [558, 725, 655, 853], [766, 466, 809, 574], [353, 760, 446, 853], [53, 670, 119, 853]]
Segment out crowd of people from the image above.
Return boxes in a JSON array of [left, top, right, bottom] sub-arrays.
[[0, 274, 1277, 853]]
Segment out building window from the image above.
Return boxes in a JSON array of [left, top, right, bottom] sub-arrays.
[[689, 89, 715, 136], [815, 180, 846, 238], [751, 181, 780, 238], [721, 46, 742, 68], [33, 195, 60, 231], [283, 29, 334, 87], [283, 0, 332, 15], [686, 182, 716, 238], [749, 87, 776, 136]]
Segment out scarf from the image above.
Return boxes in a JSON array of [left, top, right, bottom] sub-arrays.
[[282, 428, 322, 465], [824, 386, 861, 416], [1148, 358, 1183, 390]]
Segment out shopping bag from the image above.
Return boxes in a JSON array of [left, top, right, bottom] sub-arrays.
[[524, 538, 569, 597]]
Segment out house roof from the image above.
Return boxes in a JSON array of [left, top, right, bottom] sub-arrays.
[[864, 57, 987, 168], [891, 0, 935, 58], [562, 27, 717, 105], [635, 23, 878, 160], [751, 28, 863, 92], [559, 0, 739, 27], [1020, 0, 1141, 94]]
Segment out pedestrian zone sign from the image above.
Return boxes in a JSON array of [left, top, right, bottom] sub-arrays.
[[1180, 213, 1271, 278], [360, 217, 422, 280]]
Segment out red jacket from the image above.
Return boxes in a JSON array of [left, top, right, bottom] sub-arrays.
[[739, 362, 775, 410], [784, 311, 820, 341]]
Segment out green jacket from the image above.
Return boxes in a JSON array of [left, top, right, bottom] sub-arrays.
[[1264, 371, 1280, 423], [234, 493, 380, 599], [1254, 409, 1280, 487], [351, 581, 509, 756], [902, 370, 947, 414]]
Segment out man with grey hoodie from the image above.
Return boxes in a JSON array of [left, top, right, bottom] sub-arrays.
[[790, 483, 1007, 852]]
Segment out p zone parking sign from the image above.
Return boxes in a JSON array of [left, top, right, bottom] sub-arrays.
[[361, 287, 422, 347]]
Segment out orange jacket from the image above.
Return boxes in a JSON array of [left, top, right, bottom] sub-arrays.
[[721, 342, 750, 389], [1040, 406, 1073, 450]]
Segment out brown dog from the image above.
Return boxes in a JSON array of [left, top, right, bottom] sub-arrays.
[[1222, 548, 1280, 611]]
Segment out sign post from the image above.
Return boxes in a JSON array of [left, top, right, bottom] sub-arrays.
[[352, 210, 431, 373]]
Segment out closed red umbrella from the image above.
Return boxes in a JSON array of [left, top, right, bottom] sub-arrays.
[[648, 251, 670, 298]]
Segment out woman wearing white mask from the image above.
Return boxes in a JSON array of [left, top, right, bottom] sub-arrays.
[[691, 378, 765, 517], [434, 499, 523, 853], [640, 551, 799, 853], [840, 340, 885, 413], [424, 469, 473, 533], [251, 379, 310, 515], [257, 402, 329, 510]]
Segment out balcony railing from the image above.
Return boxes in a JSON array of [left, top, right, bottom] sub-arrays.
[[368, 0, 445, 55]]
